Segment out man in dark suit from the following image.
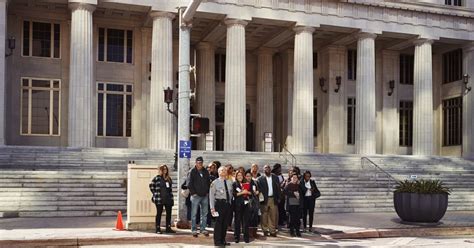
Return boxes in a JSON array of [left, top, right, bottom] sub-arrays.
[[257, 164, 281, 237]]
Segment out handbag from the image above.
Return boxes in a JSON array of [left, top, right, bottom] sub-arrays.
[[288, 196, 300, 205], [181, 188, 190, 198], [312, 180, 321, 199], [180, 180, 190, 198]]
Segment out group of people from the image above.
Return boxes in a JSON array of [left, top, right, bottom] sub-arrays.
[[149, 157, 321, 246]]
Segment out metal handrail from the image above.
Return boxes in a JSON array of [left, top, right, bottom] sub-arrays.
[[278, 140, 296, 168], [361, 157, 398, 194]]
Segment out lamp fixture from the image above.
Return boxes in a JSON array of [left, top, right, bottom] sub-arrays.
[[335, 76, 342, 93], [319, 77, 327, 93], [5, 36, 15, 57], [388, 80, 395, 96], [463, 74, 472, 93]]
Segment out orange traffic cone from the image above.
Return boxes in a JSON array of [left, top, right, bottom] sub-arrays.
[[114, 211, 125, 231]]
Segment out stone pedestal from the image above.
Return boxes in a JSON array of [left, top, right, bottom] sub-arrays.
[[413, 39, 434, 156], [224, 19, 247, 152], [149, 12, 175, 150], [291, 26, 315, 153], [355, 33, 377, 155], [196, 42, 215, 151], [255, 48, 275, 152], [68, 3, 96, 147]]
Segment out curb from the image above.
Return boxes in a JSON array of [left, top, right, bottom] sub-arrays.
[[1, 226, 473, 247], [326, 226, 474, 239]]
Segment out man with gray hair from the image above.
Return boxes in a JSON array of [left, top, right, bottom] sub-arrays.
[[209, 165, 233, 246], [257, 164, 281, 237]]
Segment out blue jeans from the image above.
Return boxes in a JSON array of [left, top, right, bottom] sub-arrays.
[[191, 194, 209, 232]]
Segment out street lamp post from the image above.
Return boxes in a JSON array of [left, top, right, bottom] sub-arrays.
[[163, 87, 178, 171]]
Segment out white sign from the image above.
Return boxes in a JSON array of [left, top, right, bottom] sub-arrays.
[[205, 131, 214, 151]]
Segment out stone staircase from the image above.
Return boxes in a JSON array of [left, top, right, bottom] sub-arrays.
[[192, 151, 474, 214], [0, 146, 175, 218], [1, 146, 473, 217]]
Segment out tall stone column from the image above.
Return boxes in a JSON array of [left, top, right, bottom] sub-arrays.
[[68, 2, 96, 147], [255, 48, 275, 152], [196, 42, 216, 150], [0, 0, 6, 146], [224, 19, 247, 152], [149, 12, 175, 150], [413, 39, 434, 156], [291, 26, 315, 153], [463, 44, 474, 159], [355, 33, 377, 155]]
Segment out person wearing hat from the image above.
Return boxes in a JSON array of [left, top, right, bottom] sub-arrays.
[[187, 156, 211, 237]]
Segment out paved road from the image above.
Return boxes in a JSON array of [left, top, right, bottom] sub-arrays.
[[81, 236, 474, 247]]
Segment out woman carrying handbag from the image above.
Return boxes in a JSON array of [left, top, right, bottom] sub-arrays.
[[300, 171, 321, 233], [149, 164, 176, 234]]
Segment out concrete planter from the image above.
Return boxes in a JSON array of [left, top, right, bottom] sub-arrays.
[[393, 192, 448, 223]]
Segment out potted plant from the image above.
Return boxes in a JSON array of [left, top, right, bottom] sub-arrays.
[[394, 179, 451, 223]]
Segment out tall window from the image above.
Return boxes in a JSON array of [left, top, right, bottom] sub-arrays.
[[347, 50, 357, 80], [97, 82, 132, 137], [400, 54, 414, 85], [399, 101, 413, 147], [445, 0, 462, 6], [23, 21, 60, 58], [215, 53, 226, 83], [21, 78, 60, 135], [313, 99, 317, 138], [98, 28, 133, 63], [313, 52, 318, 69], [443, 97, 462, 146], [347, 98, 356, 145], [443, 49, 463, 84]]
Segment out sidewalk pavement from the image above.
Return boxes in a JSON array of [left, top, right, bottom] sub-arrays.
[[1, 211, 474, 247]]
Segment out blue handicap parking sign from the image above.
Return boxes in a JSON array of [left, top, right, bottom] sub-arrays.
[[179, 140, 192, 159]]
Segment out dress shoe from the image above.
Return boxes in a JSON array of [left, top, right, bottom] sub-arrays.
[[165, 228, 176, 233], [156, 228, 162, 234]]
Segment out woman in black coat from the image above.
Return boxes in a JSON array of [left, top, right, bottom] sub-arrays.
[[149, 164, 175, 234], [233, 170, 252, 243], [284, 174, 303, 237], [300, 171, 321, 232]]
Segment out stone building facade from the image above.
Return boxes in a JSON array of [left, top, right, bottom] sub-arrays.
[[1, 0, 474, 158]]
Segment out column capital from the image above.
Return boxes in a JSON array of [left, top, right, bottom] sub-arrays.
[[224, 19, 248, 27], [293, 26, 315, 34], [257, 47, 277, 56], [463, 41, 474, 52], [197, 41, 215, 51], [356, 32, 377, 40], [413, 38, 434, 46], [150, 11, 175, 20], [68, 2, 96, 12]]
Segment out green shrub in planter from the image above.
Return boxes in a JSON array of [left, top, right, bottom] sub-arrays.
[[395, 179, 451, 194], [394, 179, 451, 223]]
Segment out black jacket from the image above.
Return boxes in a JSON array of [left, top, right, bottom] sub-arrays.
[[232, 181, 254, 208], [149, 175, 174, 206], [299, 179, 321, 201], [187, 167, 210, 197], [257, 174, 281, 204], [284, 182, 303, 210]]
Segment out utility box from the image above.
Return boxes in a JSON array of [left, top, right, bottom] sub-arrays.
[[126, 163, 159, 231]]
